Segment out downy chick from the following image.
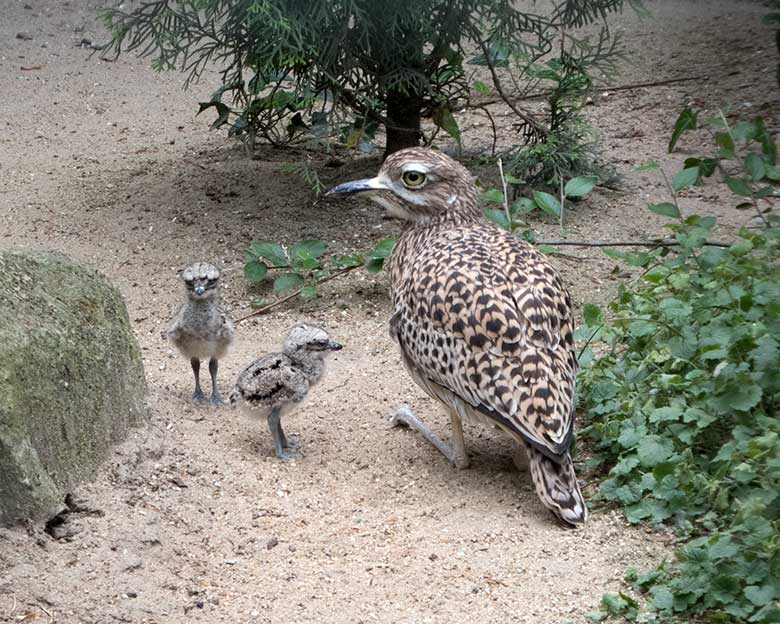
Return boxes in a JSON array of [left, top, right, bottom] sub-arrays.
[[165, 262, 235, 405], [230, 323, 342, 460]]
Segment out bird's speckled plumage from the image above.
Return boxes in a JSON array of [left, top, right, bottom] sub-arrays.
[[328, 147, 587, 525], [230, 323, 342, 460]]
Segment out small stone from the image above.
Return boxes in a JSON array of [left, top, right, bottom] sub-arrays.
[[266, 537, 279, 550], [125, 591, 138, 598], [16, 32, 33, 40], [195, 599, 204, 609]]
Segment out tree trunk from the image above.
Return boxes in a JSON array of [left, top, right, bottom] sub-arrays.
[[384, 88, 422, 159]]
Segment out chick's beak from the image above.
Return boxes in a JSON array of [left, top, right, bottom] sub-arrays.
[[325, 177, 386, 196], [195, 285, 205, 295], [327, 341, 343, 351]]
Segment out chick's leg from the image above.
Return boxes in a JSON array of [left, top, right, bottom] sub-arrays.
[[191, 358, 206, 402], [208, 358, 224, 406], [267, 406, 301, 461]]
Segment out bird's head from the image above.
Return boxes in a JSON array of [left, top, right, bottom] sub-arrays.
[[326, 147, 480, 223], [282, 322, 343, 358], [181, 262, 221, 300]]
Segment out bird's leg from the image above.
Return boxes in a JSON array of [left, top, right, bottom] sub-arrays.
[[390, 405, 469, 469], [208, 358, 224, 406], [191, 358, 206, 402], [267, 406, 300, 461], [279, 427, 301, 449]]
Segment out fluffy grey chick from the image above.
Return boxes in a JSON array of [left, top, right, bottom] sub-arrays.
[[230, 323, 342, 461], [165, 262, 235, 405]]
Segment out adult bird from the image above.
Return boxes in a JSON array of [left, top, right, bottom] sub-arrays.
[[327, 148, 587, 526]]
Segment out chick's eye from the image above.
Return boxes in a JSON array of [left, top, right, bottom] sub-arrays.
[[402, 171, 426, 187]]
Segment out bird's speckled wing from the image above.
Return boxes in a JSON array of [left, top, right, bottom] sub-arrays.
[[389, 225, 578, 460], [232, 353, 308, 408]]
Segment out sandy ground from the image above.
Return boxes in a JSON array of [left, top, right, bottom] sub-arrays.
[[0, 0, 777, 622]]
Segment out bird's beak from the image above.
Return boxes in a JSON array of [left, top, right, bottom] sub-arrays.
[[195, 286, 205, 295], [325, 177, 386, 196], [327, 341, 343, 351]]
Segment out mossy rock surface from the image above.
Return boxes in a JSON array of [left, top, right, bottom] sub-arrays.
[[0, 251, 147, 526]]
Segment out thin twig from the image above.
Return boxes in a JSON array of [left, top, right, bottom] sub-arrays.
[[39, 604, 53, 623], [474, 75, 701, 107], [559, 174, 565, 229], [235, 265, 361, 324], [497, 158, 511, 228], [534, 239, 730, 248], [8, 596, 16, 617], [478, 39, 548, 139]]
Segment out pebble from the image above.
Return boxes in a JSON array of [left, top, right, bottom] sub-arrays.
[[266, 537, 279, 550]]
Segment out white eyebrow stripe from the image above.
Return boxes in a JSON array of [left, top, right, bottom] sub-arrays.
[[401, 162, 431, 174]]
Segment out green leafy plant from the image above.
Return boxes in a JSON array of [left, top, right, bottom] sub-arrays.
[[579, 114, 780, 623], [667, 107, 779, 227], [242, 237, 395, 312], [100, 0, 630, 158], [481, 159, 596, 236]]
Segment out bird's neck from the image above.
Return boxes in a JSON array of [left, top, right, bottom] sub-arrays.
[[289, 351, 325, 381], [413, 189, 483, 227]]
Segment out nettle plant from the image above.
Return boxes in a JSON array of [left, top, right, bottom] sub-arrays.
[[481, 163, 597, 236], [242, 238, 395, 309], [579, 112, 780, 623]]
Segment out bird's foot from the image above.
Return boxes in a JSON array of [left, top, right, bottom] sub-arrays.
[[192, 389, 206, 403], [389, 405, 470, 470], [210, 394, 225, 407], [389, 404, 416, 429], [276, 448, 302, 462]]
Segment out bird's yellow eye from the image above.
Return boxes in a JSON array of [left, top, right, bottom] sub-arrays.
[[402, 170, 426, 188]]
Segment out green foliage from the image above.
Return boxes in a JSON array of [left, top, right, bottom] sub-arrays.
[[505, 38, 619, 189], [243, 237, 395, 307], [579, 113, 780, 623], [481, 170, 596, 237], [100, 0, 629, 156], [667, 107, 778, 227]]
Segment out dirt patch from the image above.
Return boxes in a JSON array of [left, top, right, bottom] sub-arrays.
[[0, 0, 775, 622]]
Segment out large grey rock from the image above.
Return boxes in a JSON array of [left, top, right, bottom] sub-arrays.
[[0, 251, 147, 526]]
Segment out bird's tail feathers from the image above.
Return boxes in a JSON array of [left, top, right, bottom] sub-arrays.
[[526, 445, 588, 526]]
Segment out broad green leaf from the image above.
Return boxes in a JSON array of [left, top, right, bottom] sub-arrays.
[[725, 176, 753, 197], [289, 239, 327, 260], [243, 260, 268, 282], [484, 208, 510, 230], [583, 303, 603, 326], [672, 166, 699, 191], [512, 197, 536, 213], [715, 131, 736, 159], [668, 107, 697, 152], [745, 153, 766, 181], [650, 586, 674, 610], [532, 190, 561, 217], [745, 585, 776, 607], [649, 202, 680, 219], [299, 284, 317, 300], [249, 241, 288, 267], [367, 237, 396, 259], [334, 254, 363, 268], [481, 188, 505, 203], [273, 272, 304, 291], [564, 176, 597, 197], [472, 80, 490, 94], [432, 106, 461, 146], [637, 435, 673, 467], [365, 258, 385, 273], [635, 161, 659, 171]]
